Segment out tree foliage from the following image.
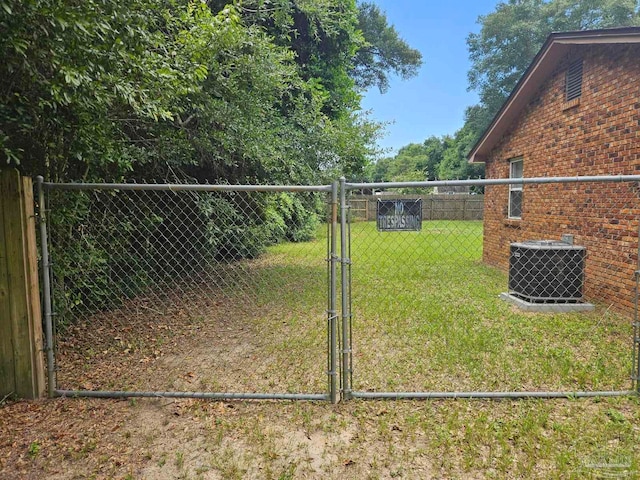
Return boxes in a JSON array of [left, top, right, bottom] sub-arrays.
[[437, 125, 484, 181], [1, 0, 421, 183], [366, 132, 483, 186], [352, 2, 423, 93], [1, 0, 211, 178]]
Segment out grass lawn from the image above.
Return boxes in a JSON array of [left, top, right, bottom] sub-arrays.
[[347, 220, 633, 393], [6, 218, 638, 479]]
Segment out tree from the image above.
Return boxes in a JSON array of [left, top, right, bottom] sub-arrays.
[[207, 0, 364, 119], [366, 136, 449, 183], [437, 126, 484, 181], [1, 0, 422, 184], [202, 0, 422, 178], [466, 0, 640, 137], [0, 0, 230, 180], [351, 2, 423, 92], [420, 136, 446, 180]]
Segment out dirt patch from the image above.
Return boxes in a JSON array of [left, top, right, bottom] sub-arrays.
[[58, 292, 274, 391], [4, 393, 640, 478], [0, 398, 138, 479]]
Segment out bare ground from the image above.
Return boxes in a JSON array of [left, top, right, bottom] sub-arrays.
[[3, 387, 640, 479]]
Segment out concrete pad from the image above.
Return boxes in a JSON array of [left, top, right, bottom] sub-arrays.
[[499, 293, 595, 313]]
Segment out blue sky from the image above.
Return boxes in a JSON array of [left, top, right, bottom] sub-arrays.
[[361, 0, 500, 155]]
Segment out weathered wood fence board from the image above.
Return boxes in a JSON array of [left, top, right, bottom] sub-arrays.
[[350, 194, 484, 221], [0, 193, 13, 395], [0, 168, 45, 399]]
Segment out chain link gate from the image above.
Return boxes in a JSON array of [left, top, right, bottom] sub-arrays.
[[35, 175, 640, 402], [37, 178, 339, 402], [340, 176, 640, 400]]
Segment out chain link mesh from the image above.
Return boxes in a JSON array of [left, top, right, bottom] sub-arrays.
[[42, 177, 639, 398], [46, 185, 332, 395], [346, 179, 639, 394]]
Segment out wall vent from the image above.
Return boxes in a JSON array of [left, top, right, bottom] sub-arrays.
[[565, 59, 583, 101]]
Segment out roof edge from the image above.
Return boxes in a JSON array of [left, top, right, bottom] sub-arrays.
[[468, 26, 640, 164]]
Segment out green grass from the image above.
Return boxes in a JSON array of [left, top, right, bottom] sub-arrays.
[[58, 217, 635, 396], [346, 220, 632, 393], [257, 219, 633, 394], [235, 221, 638, 478]]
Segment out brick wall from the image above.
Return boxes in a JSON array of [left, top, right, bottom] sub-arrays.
[[483, 44, 640, 314]]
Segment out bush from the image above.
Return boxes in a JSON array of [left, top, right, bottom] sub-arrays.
[[48, 187, 323, 323]]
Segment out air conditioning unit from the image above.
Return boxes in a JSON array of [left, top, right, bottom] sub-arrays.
[[508, 240, 586, 303]]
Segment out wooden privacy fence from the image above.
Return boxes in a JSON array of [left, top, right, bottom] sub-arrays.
[[0, 168, 45, 399], [350, 194, 484, 221]]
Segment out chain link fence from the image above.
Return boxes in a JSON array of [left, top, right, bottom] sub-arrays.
[[37, 176, 640, 402], [40, 180, 337, 401], [341, 176, 640, 399]]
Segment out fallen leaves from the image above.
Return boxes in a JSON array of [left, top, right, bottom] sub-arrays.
[[0, 398, 139, 479]]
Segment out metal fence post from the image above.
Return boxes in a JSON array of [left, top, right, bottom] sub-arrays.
[[339, 177, 351, 400], [633, 269, 640, 392], [329, 181, 338, 403], [36, 176, 56, 397], [633, 218, 640, 393]]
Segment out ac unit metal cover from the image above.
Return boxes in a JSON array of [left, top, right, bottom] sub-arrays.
[[508, 240, 586, 303]]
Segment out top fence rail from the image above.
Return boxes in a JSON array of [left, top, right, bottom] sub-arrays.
[[40, 178, 332, 193], [346, 174, 640, 190], [39, 174, 640, 193]]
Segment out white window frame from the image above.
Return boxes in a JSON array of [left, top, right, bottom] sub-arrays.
[[508, 158, 523, 219]]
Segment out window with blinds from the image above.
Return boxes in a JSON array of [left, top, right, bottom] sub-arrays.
[[565, 58, 583, 102]]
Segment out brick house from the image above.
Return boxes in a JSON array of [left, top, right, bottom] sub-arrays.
[[468, 27, 640, 313]]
